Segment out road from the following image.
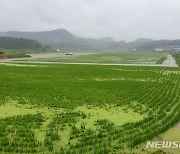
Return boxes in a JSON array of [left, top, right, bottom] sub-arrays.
[[162, 54, 178, 67]]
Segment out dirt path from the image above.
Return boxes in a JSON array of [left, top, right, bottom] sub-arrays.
[[175, 122, 180, 129]]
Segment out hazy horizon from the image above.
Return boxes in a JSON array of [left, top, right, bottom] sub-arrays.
[[0, 0, 180, 41]]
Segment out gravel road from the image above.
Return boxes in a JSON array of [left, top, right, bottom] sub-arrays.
[[162, 54, 178, 67]]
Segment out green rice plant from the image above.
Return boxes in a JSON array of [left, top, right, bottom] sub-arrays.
[[156, 55, 167, 64], [0, 63, 179, 153]]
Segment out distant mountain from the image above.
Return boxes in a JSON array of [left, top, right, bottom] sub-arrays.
[[1, 29, 114, 50], [0, 29, 180, 51], [98, 37, 115, 42], [134, 38, 154, 43], [118, 38, 155, 50], [2, 29, 79, 44], [137, 39, 180, 50]]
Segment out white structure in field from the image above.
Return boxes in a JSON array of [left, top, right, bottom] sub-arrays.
[[155, 48, 164, 51], [55, 49, 60, 52], [155, 46, 180, 52]]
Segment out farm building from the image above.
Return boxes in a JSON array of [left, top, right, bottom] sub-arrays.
[[171, 46, 180, 53]]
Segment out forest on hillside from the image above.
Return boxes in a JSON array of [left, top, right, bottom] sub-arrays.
[[0, 37, 42, 49]]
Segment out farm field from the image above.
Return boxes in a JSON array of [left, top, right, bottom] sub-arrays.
[[0, 51, 30, 59], [28, 52, 166, 65], [0, 63, 179, 153], [172, 53, 180, 66]]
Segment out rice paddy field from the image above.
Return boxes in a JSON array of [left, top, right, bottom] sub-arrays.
[[0, 62, 179, 153], [29, 52, 166, 64]]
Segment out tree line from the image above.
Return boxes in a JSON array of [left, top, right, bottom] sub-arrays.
[[0, 36, 42, 49]]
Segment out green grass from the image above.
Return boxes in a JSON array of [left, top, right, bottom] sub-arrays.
[[0, 51, 30, 59], [172, 52, 180, 66], [0, 48, 51, 53], [0, 63, 179, 153], [30, 52, 165, 64], [156, 55, 167, 64]]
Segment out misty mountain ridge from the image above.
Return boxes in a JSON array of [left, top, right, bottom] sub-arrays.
[[0, 29, 123, 50], [133, 38, 155, 43], [0, 29, 180, 51]]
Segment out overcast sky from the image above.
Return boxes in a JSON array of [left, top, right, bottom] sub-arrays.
[[0, 0, 180, 41]]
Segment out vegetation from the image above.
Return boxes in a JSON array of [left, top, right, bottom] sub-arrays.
[[172, 52, 180, 66], [0, 37, 42, 49], [156, 55, 167, 64], [31, 52, 165, 64], [0, 63, 179, 153], [0, 51, 30, 59], [0, 113, 44, 153]]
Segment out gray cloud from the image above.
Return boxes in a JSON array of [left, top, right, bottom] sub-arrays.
[[0, 0, 180, 41]]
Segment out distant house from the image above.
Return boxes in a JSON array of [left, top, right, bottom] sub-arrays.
[[171, 46, 180, 52], [155, 48, 164, 52], [0, 51, 5, 55], [155, 46, 180, 53], [55, 49, 60, 52]]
